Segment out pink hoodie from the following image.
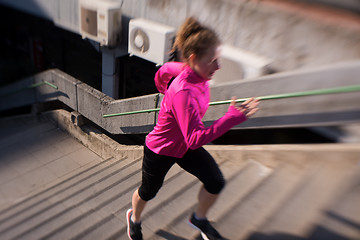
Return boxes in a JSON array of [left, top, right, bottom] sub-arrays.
[[154, 61, 184, 94], [146, 64, 247, 158]]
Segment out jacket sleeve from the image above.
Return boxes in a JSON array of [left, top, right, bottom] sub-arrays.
[[154, 62, 184, 94], [172, 90, 247, 149]]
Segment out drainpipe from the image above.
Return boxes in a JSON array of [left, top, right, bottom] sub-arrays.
[[101, 47, 127, 99]]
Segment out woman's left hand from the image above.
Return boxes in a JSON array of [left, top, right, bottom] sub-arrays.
[[231, 96, 260, 118]]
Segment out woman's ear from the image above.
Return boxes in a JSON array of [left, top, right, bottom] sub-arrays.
[[188, 53, 196, 67]]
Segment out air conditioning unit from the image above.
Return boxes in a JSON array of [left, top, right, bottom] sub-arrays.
[[79, 0, 122, 46], [128, 18, 175, 65]]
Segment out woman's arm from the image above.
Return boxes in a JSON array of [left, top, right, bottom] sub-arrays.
[[172, 90, 247, 149]]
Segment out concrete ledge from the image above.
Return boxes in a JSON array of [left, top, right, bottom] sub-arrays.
[[76, 82, 109, 127], [41, 109, 360, 169], [205, 61, 360, 128], [102, 94, 159, 134], [46, 69, 80, 111], [42, 109, 143, 161], [2, 61, 360, 134]]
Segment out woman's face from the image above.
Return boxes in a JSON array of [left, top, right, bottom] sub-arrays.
[[191, 45, 221, 80]]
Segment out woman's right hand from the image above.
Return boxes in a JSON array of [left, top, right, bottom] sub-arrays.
[[230, 96, 260, 118]]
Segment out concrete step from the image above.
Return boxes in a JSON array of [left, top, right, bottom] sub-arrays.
[[73, 149, 255, 240], [0, 156, 141, 240], [152, 158, 275, 240], [142, 157, 250, 240], [0, 114, 37, 139], [0, 156, 119, 220], [216, 162, 306, 240], [63, 160, 187, 240], [1, 113, 360, 240], [308, 170, 360, 240], [108, 152, 237, 240], [34, 161, 143, 240], [4, 148, 201, 239], [0, 120, 55, 149], [249, 152, 360, 240]]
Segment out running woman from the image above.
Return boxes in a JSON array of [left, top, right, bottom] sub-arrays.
[[126, 17, 259, 240]]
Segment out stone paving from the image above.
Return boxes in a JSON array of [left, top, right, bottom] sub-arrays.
[[0, 113, 360, 240], [0, 114, 103, 209]]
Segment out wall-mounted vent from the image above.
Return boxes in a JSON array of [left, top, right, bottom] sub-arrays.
[[79, 0, 121, 46], [128, 18, 175, 65]]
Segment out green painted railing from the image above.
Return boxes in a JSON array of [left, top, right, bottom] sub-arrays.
[[103, 84, 360, 118]]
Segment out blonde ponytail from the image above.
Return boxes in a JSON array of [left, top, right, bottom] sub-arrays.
[[172, 17, 220, 61]]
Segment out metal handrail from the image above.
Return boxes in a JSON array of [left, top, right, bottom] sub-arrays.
[[103, 84, 360, 118]]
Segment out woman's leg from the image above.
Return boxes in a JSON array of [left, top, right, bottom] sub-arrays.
[[177, 147, 225, 219], [133, 146, 176, 222], [131, 189, 147, 222], [196, 185, 219, 219]]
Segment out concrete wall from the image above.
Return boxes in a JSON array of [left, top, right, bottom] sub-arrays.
[[102, 94, 159, 133], [0, 0, 79, 32], [1, 61, 360, 134], [1, 0, 360, 72], [36, 69, 80, 110], [0, 69, 158, 134], [1, 0, 360, 134], [204, 61, 360, 129], [119, 0, 360, 71]]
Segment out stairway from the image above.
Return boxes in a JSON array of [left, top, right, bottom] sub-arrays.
[[0, 115, 359, 240]]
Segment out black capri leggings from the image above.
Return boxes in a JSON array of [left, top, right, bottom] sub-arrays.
[[138, 145, 226, 201]]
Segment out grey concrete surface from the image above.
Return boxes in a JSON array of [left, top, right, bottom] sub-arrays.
[[0, 113, 104, 210], [205, 60, 360, 129], [0, 111, 359, 240], [45, 69, 80, 111], [1, 0, 360, 72]]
